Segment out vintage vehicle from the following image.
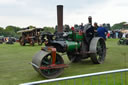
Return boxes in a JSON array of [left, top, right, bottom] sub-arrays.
[[118, 38, 128, 45], [118, 29, 128, 45], [5, 37, 14, 44], [17, 27, 43, 46], [31, 5, 106, 78]]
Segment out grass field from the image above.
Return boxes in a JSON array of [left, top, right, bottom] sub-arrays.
[[0, 39, 128, 85]]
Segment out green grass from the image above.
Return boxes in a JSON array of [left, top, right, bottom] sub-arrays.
[[44, 72, 128, 85], [0, 39, 128, 85]]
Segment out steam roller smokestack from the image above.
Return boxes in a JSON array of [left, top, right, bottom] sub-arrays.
[[57, 5, 63, 33]]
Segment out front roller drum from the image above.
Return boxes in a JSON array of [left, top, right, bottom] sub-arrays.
[[32, 50, 64, 78]]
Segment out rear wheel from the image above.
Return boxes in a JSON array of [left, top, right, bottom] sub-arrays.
[[30, 39, 34, 46], [20, 37, 25, 46], [38, 38, 42, 45], [67, 52, 81, 63], [90, 38, 106, 64]]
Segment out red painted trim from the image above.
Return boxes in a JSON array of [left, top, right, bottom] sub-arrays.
[[51, 48, 56, 64], [40, 64, 68, 70]]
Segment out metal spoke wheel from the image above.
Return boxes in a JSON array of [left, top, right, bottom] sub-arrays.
[[90, 38, 106, 64], [30, 39, 34, 46], [20, 37, 25, 46], [37, 38, 42, 45], [40, 54, 64, 78], [32, 51, 64, 78]]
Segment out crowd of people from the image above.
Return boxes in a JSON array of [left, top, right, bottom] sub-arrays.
[[70, 22, 128, 40], [107, 30, 128, 39], [71, 22, 108, 40]]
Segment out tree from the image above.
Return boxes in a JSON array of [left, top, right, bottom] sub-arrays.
[[43, 27, 55, 33], [55, 24, 71, 33], [4, 25, 21, 37], [0, 27, 4, 36], [111, 22, 128, 30], [28, 25, 36, 29], [103, 23, 111, 30]]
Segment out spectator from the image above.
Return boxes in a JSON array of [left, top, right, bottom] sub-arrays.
[[122, 33, 126, 38], [112, 31, 116, 38], [93, 22, 99, 36], [71, 27, 75, 31], [110, 31, 113, 38], [107, 32, 110, 38], [94, 22, 99, 30], [115, 31, 118, 38], [74, 24, 79, 32], [80, 23, 84, 31], [97, 24, 108, 40], [118, 31, 123, 39]]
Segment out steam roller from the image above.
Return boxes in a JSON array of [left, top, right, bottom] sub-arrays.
[[31, 5, 106, 78]]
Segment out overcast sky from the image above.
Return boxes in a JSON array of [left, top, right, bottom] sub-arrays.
[[0, 0, 128, 28]]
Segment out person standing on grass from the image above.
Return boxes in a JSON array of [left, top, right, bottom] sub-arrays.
[[97, 24, 108, 40]]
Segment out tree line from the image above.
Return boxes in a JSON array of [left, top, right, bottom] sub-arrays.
[[0, 26, 55, 38], [0, 22, 128, 38], [0, 26, 21, 38], [111, 22, 128, 30]]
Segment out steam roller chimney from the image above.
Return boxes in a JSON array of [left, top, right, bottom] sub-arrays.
[[57, 5, 63, 33]]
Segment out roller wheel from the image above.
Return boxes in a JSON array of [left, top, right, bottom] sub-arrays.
[[90, 38, 106, 64], [118, 39, 123, 45], [32, 51, 64, 79], [30, 39, 34, 46], [40, 53, 64, 78], [38, 38, 42, 45], [67, 52, 81, 63], [117, 40, 121, 45], [20, 38, 25, 46]]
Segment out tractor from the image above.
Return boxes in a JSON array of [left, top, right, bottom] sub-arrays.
[[17, 27, 43, 46], [118, 38, 128, 45], [31, 5, 106, 78], [5, 37, 14, 44]]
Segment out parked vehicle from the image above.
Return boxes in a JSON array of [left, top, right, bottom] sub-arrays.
[[17, 27, 43, 46], [5, 37, 14, 44]]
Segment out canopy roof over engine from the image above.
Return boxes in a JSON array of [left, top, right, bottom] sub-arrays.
[[17, 28, 43, 33], [120, 30, 128, 33]]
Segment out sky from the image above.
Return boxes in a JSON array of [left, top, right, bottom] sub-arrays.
[[0, 0, 128, 28]]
